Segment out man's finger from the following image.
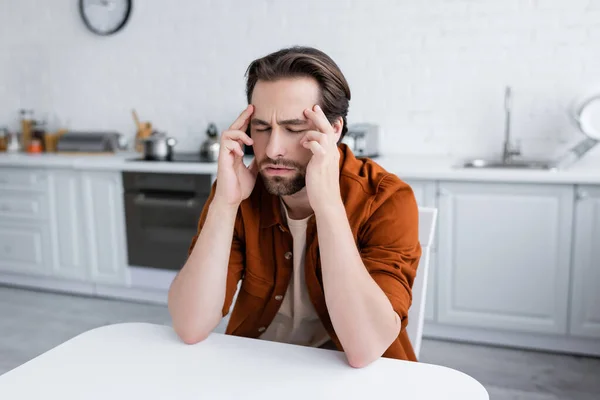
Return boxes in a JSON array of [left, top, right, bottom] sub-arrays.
[[301, 130, 327, 146], [303, 140, 326, 156], [229, 104, 254, 131], [222, 130, 253, 146], [304, 105, 333, 135], [223, 139, 244, 157]]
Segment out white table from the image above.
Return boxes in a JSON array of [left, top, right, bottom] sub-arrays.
[[0, 323, 488, 399]]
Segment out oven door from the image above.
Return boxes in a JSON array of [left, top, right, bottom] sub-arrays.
[[124, 192, 207, 270]]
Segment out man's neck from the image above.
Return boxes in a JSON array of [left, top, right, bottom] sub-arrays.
[[281, 188, 313, 220]]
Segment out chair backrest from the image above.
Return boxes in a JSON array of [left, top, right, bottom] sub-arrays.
[[407, 207, 438, 359]]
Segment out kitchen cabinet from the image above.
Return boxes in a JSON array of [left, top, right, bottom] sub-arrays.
[[0, 167, 128, 285], [0, 167, 52, 276], [569, 185, 600, 339], [404, 179, 438, 322], [48, 170, 88, 280], [80, 171, 128, 285], [436, 182, 573, 335]]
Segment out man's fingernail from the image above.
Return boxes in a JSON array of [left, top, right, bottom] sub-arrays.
[[315, 105, 321, 111]]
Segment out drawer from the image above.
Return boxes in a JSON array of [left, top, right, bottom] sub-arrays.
[[0, 191, 49, 220], [0, 222, 52, 276], [0, 168, 48, 191]]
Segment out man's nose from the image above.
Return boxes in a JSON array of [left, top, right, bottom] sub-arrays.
[[265, 127, 286, 160]]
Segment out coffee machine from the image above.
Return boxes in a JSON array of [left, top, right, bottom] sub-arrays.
[[341, 123, 380, 158]]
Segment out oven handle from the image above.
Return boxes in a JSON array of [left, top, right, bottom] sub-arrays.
[[133, 194, 199, 209]]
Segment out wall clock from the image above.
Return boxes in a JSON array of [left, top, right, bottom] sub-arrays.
[[79, 0, 132, 36]]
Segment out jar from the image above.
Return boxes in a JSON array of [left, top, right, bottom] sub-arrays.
[[27, 138, 43, 154]]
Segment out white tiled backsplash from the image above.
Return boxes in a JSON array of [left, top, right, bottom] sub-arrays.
[[1, 0, 599, 159]]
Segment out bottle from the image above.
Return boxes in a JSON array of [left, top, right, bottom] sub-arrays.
[[0, 127, 7, 152], [20, 109, 34, 149], [6, 130, 20, 153]]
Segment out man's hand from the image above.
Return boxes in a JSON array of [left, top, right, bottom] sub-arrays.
[[301, 105, 342, 214], [214, 105, 258, 207]]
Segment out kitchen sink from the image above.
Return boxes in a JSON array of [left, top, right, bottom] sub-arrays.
[[459, 158, 557, 170]]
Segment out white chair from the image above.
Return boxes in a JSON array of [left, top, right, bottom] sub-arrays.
[[406, 207, 438, 359]]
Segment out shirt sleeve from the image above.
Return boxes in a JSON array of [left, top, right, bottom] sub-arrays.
[[358, 175, 422, 331], [187, 180, 245, 317]]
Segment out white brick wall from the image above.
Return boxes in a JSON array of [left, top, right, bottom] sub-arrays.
[[1, 0, 599, 158]]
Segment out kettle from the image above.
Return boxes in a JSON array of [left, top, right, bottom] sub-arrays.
[[200, 123, 220, 162]]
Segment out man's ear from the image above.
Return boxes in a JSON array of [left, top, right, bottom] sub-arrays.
[[331, 116, 343, 143]]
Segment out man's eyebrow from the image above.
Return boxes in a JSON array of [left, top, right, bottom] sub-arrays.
[[251, 118, 309, 126]]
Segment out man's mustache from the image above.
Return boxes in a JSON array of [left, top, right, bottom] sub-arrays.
[[259, 158, 304, 170]]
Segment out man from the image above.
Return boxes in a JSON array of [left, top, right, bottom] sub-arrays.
[[168, 46, 421, 368]]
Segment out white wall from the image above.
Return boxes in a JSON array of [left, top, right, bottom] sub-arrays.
[[1, 0, 599, 159]]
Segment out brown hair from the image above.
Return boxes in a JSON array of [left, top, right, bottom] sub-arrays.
[[245, 46, 351, 139]]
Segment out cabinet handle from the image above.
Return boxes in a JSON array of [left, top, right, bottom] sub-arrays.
[[0, 204, 9, 212], [3, 245, 11, 254], [0, 177, 7, 184]]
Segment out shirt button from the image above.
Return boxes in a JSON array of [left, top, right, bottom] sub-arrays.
[[258, 326, 266, 333], [284, 251, 292, 260], [275, 295, 283, 301]]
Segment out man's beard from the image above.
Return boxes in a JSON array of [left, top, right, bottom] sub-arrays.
[[259, 158, 306, 196]]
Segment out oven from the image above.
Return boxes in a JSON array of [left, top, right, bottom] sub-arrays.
[[122, 171, 212, 271]]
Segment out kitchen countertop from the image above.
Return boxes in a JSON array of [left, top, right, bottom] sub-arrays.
[[1, 149, 600, 184]]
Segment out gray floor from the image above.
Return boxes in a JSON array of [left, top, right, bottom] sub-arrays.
[[1, 285, 599, 400]]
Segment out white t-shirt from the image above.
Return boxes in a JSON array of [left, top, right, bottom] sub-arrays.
[[259, 201, 330, 347]]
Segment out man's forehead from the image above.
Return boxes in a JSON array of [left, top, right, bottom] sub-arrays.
[[252, 78, 319, 103], [250, 78, 319, 123], [251, 103, 312, 123]]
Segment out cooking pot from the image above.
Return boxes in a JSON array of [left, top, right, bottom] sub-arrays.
[[142, 132, 177, 160]]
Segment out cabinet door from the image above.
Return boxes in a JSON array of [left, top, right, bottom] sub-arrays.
[[570, 186, 600, 339], [437, 182, 573, 334], [48, 170, 87, 280], [403, 179, 438, 322], [81, 171, 128, 285], [0, 221, 52, 275]]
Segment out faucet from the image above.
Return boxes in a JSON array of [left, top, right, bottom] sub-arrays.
[[502, 86, 521, 163]]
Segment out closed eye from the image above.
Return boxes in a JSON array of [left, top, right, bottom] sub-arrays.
[[254, 127, 306, 133]]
